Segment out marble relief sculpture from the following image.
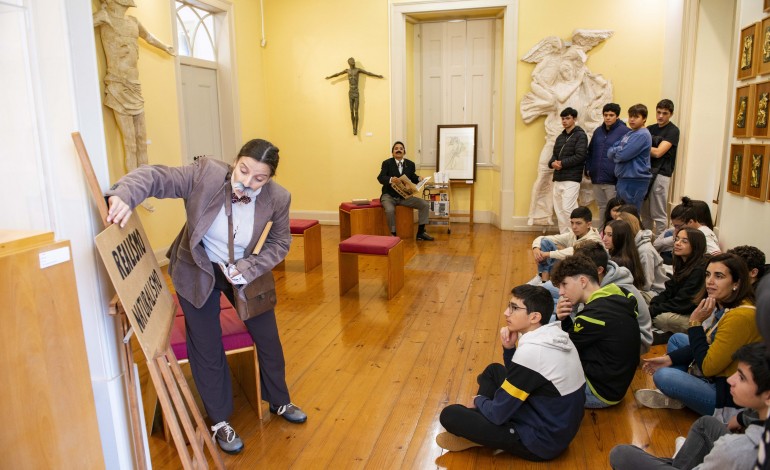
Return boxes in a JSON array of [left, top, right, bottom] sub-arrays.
[[520, 29, 614, 226]]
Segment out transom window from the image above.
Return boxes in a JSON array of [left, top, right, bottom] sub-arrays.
[[175, 1, 216, 61]]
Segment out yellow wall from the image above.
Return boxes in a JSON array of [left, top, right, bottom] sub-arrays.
[[260, 0, 390, 212], [513, 0, 668, 216]]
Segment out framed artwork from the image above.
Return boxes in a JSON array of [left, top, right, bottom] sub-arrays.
[[746, 145, 769, 200], [727, 144, 747, 196], [734, 84, 754, 137], [436, 124, 478, 181], [765, 0, 770, 13], [738, 23, 760, 80], [754, 81, 770, 138], [761, 17, 770, 75]]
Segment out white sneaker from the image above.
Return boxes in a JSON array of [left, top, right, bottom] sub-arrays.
[[672, 436, 686, 458], [634, 389, 685, 409], [527, 274, 543, 286]]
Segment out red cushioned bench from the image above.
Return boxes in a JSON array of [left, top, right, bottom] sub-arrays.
[[338, 234, 404, 299], [289, 219, 322, 272], [339, 199, 415, 239], [169, 293, 262, 419]]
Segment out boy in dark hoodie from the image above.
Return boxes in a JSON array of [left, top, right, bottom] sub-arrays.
[[437, 285, 585, 461], [552, 255, 641, 408]]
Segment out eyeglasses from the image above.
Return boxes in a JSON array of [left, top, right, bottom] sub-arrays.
[[508, 302, 528, 313]]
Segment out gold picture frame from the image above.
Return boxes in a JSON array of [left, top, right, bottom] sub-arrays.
[[765, 0, 770, 13], [739, 23, 760, 80], [746, 144, 769, 200], [734, 84, 754, 137], [727, 144, 747, 196], [754, 81, 770, 138], [760, 17, 770, 75]]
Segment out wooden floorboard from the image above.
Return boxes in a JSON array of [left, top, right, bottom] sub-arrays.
[[146, 224, 698, 469]]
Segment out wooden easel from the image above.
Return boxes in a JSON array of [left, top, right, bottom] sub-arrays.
[[72, 132, 224, 470]]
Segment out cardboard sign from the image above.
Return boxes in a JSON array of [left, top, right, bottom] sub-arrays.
[[95, 216, 174, 359]]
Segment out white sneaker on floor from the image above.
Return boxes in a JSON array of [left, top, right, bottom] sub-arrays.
[[672, 436, 686, 458], [634, 389, 685, 410], [527, 274, 543, 286]]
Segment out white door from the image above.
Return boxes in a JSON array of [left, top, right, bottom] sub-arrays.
[[418, 19, 494, 167], [180, 64, 223, 164]]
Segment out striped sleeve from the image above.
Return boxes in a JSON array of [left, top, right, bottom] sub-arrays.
[[474, 363, 549, 425]]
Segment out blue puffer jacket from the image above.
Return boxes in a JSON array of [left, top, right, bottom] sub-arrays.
[[585, 120, 629, 185]]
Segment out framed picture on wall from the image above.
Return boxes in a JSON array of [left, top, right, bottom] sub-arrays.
[[754, 81, 770, 138], [436, 124, 478, 181], [727, 144, 747, 196], [734, 84, 754, 137], [765, 0, 770, 13], [738, 23, 760, 80], [760, 17, 770, 75], [746, 144, 769, 200]]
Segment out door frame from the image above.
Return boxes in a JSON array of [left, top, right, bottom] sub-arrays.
[[171, 0, 241, 163], [390, 0, 518, 229]]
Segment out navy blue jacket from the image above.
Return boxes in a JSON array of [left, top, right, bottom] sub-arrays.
[[585, 120, 629, 185]]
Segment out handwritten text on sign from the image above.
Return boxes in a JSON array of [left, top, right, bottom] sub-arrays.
[[95, 217, 174, 359]]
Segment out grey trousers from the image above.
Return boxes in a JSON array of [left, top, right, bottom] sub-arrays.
[[643, 175, 671, 237], [176, 263, 291, 423], [609, 416, 728, 469], [380, 193, 429, 231], [593, 183, 617, 228]]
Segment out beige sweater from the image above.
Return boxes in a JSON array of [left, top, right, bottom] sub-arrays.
[[531, 227, 602, 260]]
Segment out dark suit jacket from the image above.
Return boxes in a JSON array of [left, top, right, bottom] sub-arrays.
[[377, 157, 420, 199], [106, 158, 291, 308]]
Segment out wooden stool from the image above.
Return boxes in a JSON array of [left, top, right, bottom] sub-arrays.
[[168, 294, 263, 425], [339, 199, 386, 239], [394, 205, 415, 238], [338, 234, 404, 299], [290, 219, 322, 272]]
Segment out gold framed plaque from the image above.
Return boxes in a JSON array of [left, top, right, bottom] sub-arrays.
[[754, 81, 770, 138], [746, 144, 769, 200], [739, 23, 760, 80], [727, 145, 747, 196], [734, 84, 754, 137]]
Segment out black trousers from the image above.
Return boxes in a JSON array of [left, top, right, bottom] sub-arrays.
[[176, 264, 291, 423], [439, 363, 545, 462]]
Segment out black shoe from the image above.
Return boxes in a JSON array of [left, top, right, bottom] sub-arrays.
[[391, 232, 398, 237], [210, 421, 244, 454], [269, 403, 307, 423], [416, 232, 434, 241], [652, 330, 673, 346]]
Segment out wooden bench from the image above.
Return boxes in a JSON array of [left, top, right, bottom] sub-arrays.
[[339, 199, 415, 239], [338, 234, 404, 299], [290, 219, 322, 272]]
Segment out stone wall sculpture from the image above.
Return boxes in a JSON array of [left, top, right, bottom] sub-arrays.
[[520, 29, 614, 226]]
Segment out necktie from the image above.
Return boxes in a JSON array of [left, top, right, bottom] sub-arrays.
[[397, 161, 403, 174], [231, 193, 251, 204]]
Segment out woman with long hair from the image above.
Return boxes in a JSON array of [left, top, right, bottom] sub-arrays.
[[636, 253, 761, 420], [600, 196, 626, 236], [617, 212, 667, 300], [603, 219, 646, 291], [650, 228, 708, 333]]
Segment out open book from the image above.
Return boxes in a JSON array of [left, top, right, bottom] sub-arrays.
[[391, 175, 431, 199]]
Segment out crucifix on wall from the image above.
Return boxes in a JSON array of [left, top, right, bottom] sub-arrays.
[[325, 57, 384, 135]]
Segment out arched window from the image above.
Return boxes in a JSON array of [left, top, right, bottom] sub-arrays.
[[175, 1, 216, 61]]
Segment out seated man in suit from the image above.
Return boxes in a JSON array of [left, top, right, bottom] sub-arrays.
[[377, 141, 433, 241]]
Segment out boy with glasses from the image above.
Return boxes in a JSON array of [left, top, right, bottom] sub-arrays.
[[437, 285, 585, 461]]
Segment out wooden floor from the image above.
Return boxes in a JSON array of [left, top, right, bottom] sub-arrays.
[[146, 223, 698, 469]]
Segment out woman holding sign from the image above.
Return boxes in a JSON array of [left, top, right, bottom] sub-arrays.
[[106, 139, 305, 455]]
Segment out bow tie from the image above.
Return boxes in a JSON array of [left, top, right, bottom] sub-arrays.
[[231, 193, 251, 204]]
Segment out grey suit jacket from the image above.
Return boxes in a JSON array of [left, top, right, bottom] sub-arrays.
[[106, 158, 291, 308]]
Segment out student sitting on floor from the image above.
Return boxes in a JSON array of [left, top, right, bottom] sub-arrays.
[[617, 211, 667, 302], [636, 253, 762, 421], [437, 285, 585, 461], [602, 219, 647, 292], [551, 254, 641, 408], [530, 206, 601, 283], [728, 245, 767, 286], [650, 228, 708, 334], [610, 342, 769, 469]]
